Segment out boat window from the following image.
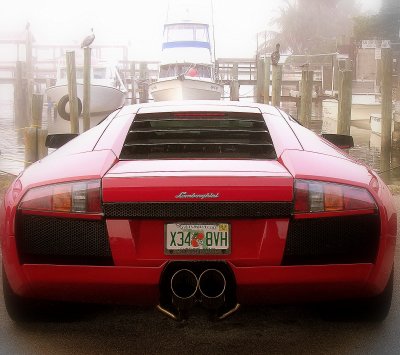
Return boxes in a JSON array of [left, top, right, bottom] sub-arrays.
[[165, 24, 209, 42], [93, 68, 107, 79], [195, 27, 209, 42], [120, 112, 276, 160]]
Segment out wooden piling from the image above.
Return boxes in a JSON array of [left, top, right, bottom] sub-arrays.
[[392, 55, 400, 149], [24, 127, 37, 168], [271, 65, 282, 107], [263, 58, 270, 104], [381, 48, 393, 152], [14, 61, 29, 128], [25, 28, 33, 122], [337, 70, 352, 135], [83, 47, 91, 132], [230, 80, 240, 101], [31, 93, 43, 127], [24, 94, 48, 167], [256, 58, 264, 103], [139, 62, 149, 103], [299, 70, 314, 128], [230, 63, 239, 101], [66, 51, 79, 134], [130, 62, 137, 104]]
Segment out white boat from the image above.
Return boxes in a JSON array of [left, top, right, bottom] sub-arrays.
[[370, 113, 395, 136], [46, 58, 127, 120], [322, 93, 381, 129], [149, 21, 223, 101]]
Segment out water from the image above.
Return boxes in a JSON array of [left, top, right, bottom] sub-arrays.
[[1, 87, 400, 185]]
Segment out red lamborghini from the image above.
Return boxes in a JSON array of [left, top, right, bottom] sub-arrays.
[[0, 101, 396, 322]]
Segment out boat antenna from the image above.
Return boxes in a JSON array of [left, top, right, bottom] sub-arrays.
[[166, 1, 170, 23], [211, 0, 217, 63]]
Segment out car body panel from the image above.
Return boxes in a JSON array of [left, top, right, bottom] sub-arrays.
[[0, 101, 396, 310]]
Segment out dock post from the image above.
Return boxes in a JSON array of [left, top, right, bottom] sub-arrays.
[[256, 58, 264, 103], [230, 80, 240, 101], [139, 62, 149, 103], [230, 63, 239, 101], [392, 54, 400, 149], [130, 62, 136, 104], [337, 70, 352, 135], [381, 48, 393, 152], [25, 27, 34, 123], [82, 47, 91, 132], [299, 70, 314, 128], [263, 58, 270, 104], [14, 61, 29, 128], [24, 94, 48, 167], [66, 51, 79, 134], [271, 64, 282, 107]]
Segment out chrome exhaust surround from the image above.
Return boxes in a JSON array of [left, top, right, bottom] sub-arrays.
[[198, 269, 226, 310], [170, 269, 198, 312], [158, 263, 239, 321]]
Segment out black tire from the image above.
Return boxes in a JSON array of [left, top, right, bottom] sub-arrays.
[[2, 265, 83, 322], [2, 264, 39, 322], [57, 94, 82, 121], [320, 267, 394, 322]]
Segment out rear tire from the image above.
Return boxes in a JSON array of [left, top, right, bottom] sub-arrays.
[[57, 94, 82, 121], [320, 268, 393, 322], [2, 265, 82, 322], [2, 265, 39, 322]]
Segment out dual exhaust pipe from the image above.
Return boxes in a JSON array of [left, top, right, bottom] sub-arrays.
[[157, 268, 240, 321], [171, 268, 226, 312]]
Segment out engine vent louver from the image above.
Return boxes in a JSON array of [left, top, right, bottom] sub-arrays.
[[120, 112, 276, 159]]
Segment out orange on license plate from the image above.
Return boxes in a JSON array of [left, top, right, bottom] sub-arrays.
[[165, 222, 231, 255]]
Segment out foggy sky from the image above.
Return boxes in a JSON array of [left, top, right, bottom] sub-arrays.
[[0, 0, 382, 59]]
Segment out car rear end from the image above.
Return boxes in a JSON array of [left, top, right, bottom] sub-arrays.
[[5, 103, 396, 320]]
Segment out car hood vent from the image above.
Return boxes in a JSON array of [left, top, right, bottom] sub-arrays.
[[119, 111, 276, 159]]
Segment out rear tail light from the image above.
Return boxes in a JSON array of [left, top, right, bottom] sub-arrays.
[[294, 180, 377, 214], [19, 180, 102, 214]]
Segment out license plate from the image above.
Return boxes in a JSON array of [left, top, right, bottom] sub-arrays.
[[165, 222, 231, 255]]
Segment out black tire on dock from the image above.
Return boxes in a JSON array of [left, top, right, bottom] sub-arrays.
[[57, 95, 82, 121]]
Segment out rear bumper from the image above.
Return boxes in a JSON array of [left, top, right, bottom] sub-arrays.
[[3, 232, 395, 305], [11, 262, 378, 305]]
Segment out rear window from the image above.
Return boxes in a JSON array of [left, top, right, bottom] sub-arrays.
[[119, 112, 276, 159]]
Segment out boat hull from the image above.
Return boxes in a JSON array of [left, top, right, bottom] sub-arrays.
[[322, 99, 381, 130], [46, 84, 126, 114], [149, 78, 223, 101]]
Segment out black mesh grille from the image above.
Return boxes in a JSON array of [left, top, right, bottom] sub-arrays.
[[104, 202, 292, 219], [16, 214, 113, 265], [282, 214, 380, 265]]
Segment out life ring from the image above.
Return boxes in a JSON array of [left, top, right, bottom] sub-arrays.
[[57, 95, 82, 121]]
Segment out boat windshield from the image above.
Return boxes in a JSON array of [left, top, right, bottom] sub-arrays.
[[159, 64, 212, 79], [164, 24, 209, 42]]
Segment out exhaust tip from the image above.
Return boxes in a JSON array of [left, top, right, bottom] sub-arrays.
[[170, 269, 198, 311], [199, 269, 226, 310]]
